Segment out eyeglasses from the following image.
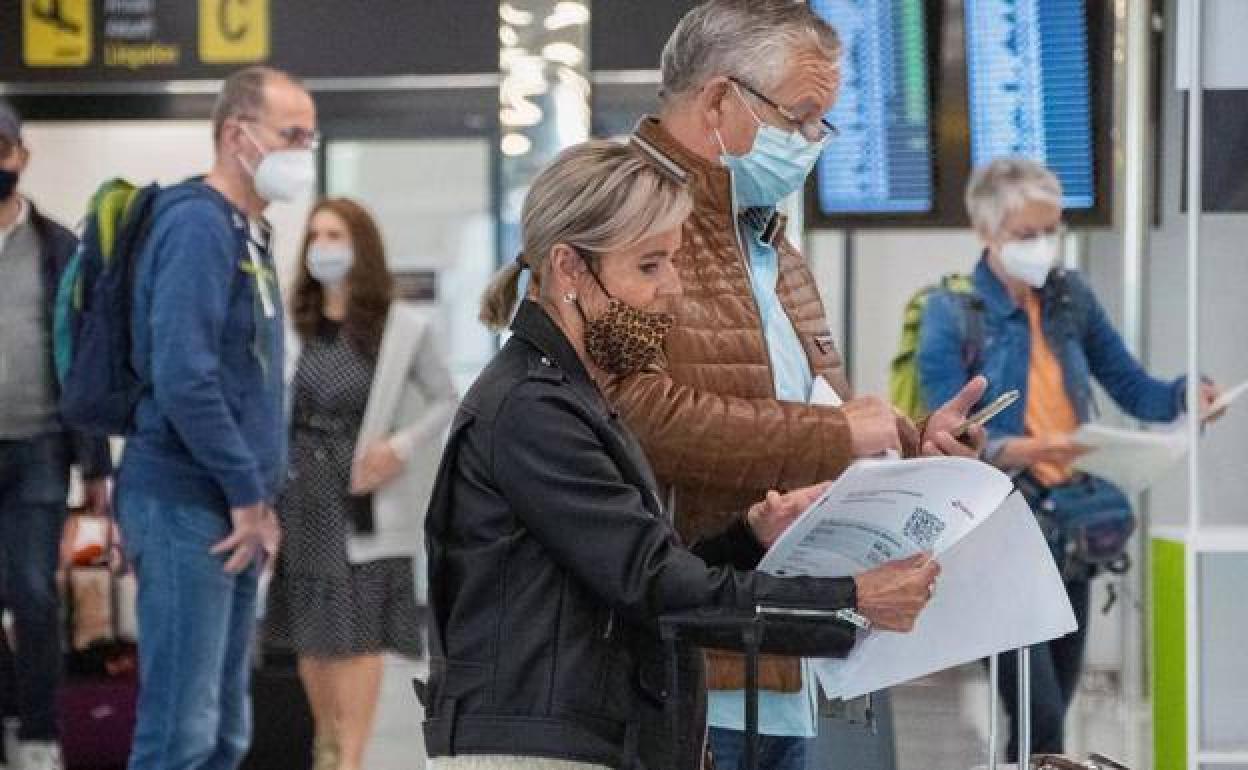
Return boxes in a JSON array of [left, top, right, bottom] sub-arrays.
[[238, 116, 320, 150], [1007, 223, 1066, 243], [729, 76, 839, 143]]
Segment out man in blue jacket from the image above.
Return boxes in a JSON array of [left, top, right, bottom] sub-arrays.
[[115, 67, 316, 770], [0, 100, 113, 770]]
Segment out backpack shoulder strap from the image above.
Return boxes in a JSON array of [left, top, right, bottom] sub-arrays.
[[1050, 269, 1092, 338], [937, 274, 986, 373]]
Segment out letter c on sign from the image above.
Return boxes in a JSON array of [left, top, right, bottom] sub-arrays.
[[219, 0, 248, 43]]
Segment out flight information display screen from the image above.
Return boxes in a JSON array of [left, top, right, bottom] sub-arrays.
[[964, 0, 1096, 209], [810, 0, 934, 215]]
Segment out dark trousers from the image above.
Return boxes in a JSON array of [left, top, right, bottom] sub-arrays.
[[997, 577, 1091, 762], [0, 616, 16, 717], [707, 728, 808, 770], [0, 434, 71, 741], [0, 610, 16, 764]]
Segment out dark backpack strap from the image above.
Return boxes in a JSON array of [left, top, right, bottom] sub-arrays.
[[1046, 270, 1092, 339], [119, 185, 166, 378], [937, 275, 986, 375], [959, 293, 986, 374]]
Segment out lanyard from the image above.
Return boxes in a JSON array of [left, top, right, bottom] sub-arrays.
[[236, 213, 276, 319]]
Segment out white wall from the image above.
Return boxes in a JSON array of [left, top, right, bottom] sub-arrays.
[[21, 120, 314, 288], [326, 138, 497, 392], [804, 229, 980, 397], [21, 121, 214, 227], [1084, 0, 1248, 530]]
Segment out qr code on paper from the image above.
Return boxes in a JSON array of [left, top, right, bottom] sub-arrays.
[[903, 507, 945, 549]]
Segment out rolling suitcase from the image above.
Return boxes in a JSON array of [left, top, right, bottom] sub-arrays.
[[58, 519, 138, 770], [241, 646, 314, 770], [983, 649, 1130, 770], [58, 677, 137, 770], [659, 606, 857, 770]]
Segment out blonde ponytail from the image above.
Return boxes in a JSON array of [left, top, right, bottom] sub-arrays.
[[478, 140, 691, 330], [478, 261, 525, 331]]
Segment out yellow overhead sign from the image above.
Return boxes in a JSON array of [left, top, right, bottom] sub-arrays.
[[23, 0, 92, 67], [199, 0, 270, 64]]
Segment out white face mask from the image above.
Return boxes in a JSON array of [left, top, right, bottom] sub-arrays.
[[241, 126, 316, 203], [306, 243, 352, 286], [1000, 233, 1060, 289]]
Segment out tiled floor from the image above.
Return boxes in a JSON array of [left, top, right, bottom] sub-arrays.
[[888, 664, 1147, 770], [362, 659, 1148, 770], [364, 657, 428, 770]]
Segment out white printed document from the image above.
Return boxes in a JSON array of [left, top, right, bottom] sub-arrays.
[[1069, 379, 1245, 492], [758, 456, 1077, 700], [1209, 378, 1248, 415], [1071, 423, 1188, 494]]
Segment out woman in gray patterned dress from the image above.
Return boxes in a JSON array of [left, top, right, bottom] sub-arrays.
[[266, 198, 456, 770]]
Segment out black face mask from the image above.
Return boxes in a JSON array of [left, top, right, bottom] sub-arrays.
[[0, 169, 17, 202]]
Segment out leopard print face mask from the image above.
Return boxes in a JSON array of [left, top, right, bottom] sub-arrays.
[[583, 296, 674, 376], [577, 260, 674, 377]]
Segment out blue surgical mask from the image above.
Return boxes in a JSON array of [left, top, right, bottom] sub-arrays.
[[306, 243, 352, 286], [718, 86, 826, 207]]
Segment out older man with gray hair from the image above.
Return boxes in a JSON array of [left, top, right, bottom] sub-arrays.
[[606, 2, 986, 768]]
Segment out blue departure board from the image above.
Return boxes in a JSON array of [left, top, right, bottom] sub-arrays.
[[965, 0, 1095, 209], [810, 0, 934, 214]]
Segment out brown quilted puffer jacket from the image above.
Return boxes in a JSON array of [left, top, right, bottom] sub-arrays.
[[606, 117, 919, 694]]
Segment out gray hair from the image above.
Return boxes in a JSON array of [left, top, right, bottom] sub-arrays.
[[211, 66, 301, 144], [479, 140, 693, 330], [965, 158, 1064, 237], [660, 0, 841, 104]]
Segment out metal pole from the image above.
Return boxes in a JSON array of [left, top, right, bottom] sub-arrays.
[[1121, 0, 1149, 356], [842, 229, 856, 386], [662, 624, 681, 767], [743, 625, 761, 770], [1018, 647, 1031, 768], [1121, 0, 1153, 758], [1183, 1, 1203, 768], [988, 653, 999, 770]]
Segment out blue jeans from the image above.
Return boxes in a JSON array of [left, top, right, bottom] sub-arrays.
[[116, 485, 259, 770], [997, 577, 1091, 761], [0, 434, 71, 742], [708, 727, 809, 770]]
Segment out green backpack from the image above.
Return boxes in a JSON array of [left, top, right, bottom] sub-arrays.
[[888, 274, 983, 422], [54, 178, 166, 434]]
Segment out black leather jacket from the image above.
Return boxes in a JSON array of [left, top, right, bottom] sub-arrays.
[[421, 301, 858, 769]]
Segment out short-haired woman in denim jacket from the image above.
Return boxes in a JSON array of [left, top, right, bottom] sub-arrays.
[[918, 157, 1225, 762]]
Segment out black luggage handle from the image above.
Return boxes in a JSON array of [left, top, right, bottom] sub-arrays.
[[659, 607, 856, 770]]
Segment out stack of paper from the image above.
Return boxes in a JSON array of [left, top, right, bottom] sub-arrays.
[[1209, 378, 1248, 415], [1067, 378, 1246, 493], [757, 456, 1077, 700], [1071, 423, 1188, 494]]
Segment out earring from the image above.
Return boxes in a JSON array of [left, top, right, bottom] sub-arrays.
[[563, 292, 578, 304]]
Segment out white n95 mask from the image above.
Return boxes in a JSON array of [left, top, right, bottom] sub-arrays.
[[241, 126, 316, 203], [1001, 234, 1060, 289]]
